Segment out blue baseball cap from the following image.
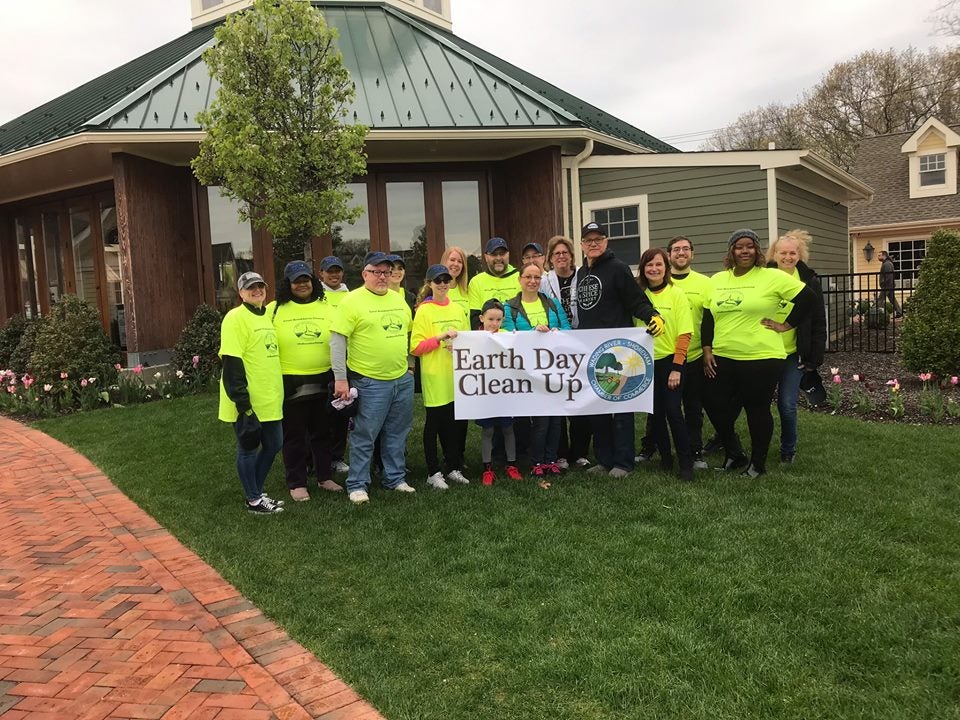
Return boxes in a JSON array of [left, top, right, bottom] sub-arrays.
[[485, 237, 508, 254], [385, 254, 405, 268], [522, 242, 544, 255], [425, 264, 452, 282], [283, 260, 313, 282], [363, 251, 393, 267], [319, 256, 343, 271]]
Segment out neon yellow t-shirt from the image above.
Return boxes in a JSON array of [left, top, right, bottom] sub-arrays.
[[267, 299, 333, 375], [773, 268, 799, 354], [671, 270, 711, 361], [324, 289, 348, 308], [331, 287, 412, 381], [467, 267, 520, 311], [704, 266, 805, 360], [521, 299, 548, 328], [447, 285, 470, 320], [410, 298, 469, 407], [635, 283, 693, 360], [218, 305, 283, 423]]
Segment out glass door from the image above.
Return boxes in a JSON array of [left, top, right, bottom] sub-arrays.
[[15, 217, 41, 318], [99, 203, 124, 348]]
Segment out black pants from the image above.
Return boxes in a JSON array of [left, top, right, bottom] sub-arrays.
[[558, 415, 592, 461], [651, 357, 692, 469], [682, 356, 706, 453], [423, 402, 466, 475], [281, 395, 334, 488], [704, 356, 784, 471]]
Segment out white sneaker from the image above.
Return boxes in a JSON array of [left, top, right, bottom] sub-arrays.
[[392, 481, 417, 493], [446, 470, 469, 485], [586, 464, 609, 475], [332, 460, 350, 474], [555, 458, 569, 470], [348, 490, 369, 504], [574, 457, 591, 467], [609, 467, 630, 479], [426, 473, 449, 490]]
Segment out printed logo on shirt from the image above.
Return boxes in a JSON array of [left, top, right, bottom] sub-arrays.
[[715, 290, 745, 310], [294, 322, 323, 339], [586, 338, 653, 402], [577, 274, 602, 310], [381, 314, 404, 332], [259, 329, 279, 355]]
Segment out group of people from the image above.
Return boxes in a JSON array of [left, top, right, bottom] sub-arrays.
[[218, 222, 825, 513]]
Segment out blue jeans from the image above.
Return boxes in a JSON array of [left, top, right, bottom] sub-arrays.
[[235, 419, 283, 502], [777, 353, 804, 455], [591, 413, 635, 471], [346, 372, 414, 493]]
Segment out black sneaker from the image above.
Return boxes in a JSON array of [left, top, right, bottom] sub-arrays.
[[261, 493, 285, 507], [780, 453, 795, 464], [740, 463, 765, 479], [634, 449, 657, 462], [692, 451, 708, 470], [715, 454, 748, 472], [247, 498, 283, 515]]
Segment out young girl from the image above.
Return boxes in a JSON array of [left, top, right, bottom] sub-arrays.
[[411, 264, 471, 489], [475, 299, 522, 486]]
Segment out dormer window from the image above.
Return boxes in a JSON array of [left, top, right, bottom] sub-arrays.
[[919, 153, 946, 186]]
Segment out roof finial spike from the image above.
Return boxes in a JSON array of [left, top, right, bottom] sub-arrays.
[[515, 110, 519, 119], [380, 110, 385, 120], [450, 81, 454, 91], [407, 110, 412, 120], [468, 78, 472, 87], [402, 81, 406, 91], [425, 78, 429, 87], [536, 110, 540, 119], [195, 82, 200, 91], [493, 81, 498, 90], [376, 78, 380, 87], [490, 110, 494, 120]]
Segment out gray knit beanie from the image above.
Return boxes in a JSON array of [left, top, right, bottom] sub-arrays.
[[728, 228, 760, 247]]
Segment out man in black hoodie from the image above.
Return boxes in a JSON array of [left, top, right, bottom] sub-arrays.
[[575, 222, 664, 478]]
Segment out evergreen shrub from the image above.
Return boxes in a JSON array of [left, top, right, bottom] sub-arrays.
[[901, 229, 960, 376], [0, 314, 35, 371], [172, 304, 222, 385], [28, 295, 121, 384]]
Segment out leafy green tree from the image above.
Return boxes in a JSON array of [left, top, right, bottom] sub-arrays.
[[193, 0, 368, 259], [901, 229, 960, 376]]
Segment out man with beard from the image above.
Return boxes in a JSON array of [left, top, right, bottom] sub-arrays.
[[468, 237, 520, 329]]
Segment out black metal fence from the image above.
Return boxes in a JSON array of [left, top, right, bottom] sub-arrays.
[[819, 272, 913, 354]]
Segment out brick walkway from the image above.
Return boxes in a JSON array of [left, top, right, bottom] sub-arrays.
[[0, 416, 384, 720]]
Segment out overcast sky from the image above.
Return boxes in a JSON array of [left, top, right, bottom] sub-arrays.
[[0, 0, 953, 149]]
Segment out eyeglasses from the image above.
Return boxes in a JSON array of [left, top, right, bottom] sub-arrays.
[[670, 246, 692, 253], [522, 253, 544, 261], [582, 237, 605, 245], [520, 275, 541, 281], [551, 250, 571, 257], [363, 269, 391, 277]]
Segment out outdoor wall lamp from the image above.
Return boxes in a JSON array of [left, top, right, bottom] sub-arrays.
[[863, 241, 875, 262]]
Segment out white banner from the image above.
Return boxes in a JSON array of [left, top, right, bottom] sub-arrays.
[[451, 328, 656, 419]]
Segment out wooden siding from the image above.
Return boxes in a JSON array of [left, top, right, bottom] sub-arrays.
[[113, 153, 202, 355], [579, 166, 768, 269], [776, 180, 850, 274], [0, 209, 14, 320], [493, 147, 563, 255]]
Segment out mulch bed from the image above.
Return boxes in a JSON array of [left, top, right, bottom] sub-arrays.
[[810, 323, 959, 425]]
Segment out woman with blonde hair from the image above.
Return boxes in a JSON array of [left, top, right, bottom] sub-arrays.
[[440, 246, 471, 319], [763, 230, 826, 464]]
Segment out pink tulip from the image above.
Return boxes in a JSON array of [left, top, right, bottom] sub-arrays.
[[852, 374, 860, 382], [115, 363, 122, 371], [951, 376, 959, 386], [81, 379, 88, 388], [192, 355, 200, 369], [830, 367, 839, 375], [133, 364, 143, 376], [43, 384, 52, 392], [60, 372, 68, 379], [832, 374, 841, 384]]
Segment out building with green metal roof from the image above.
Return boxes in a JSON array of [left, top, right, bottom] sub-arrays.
[[0, 0, 870, 363]]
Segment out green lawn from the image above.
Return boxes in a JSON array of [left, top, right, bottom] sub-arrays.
[[35, 397, 960, 720]]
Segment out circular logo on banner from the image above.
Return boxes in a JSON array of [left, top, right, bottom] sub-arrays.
[[586, 338, 654, 401]]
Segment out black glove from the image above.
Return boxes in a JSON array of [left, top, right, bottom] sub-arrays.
[[236, 411, 262, 450]]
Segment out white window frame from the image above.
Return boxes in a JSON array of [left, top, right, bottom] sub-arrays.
[[580, 194, 650, 270], [919, 153, 947, 187]]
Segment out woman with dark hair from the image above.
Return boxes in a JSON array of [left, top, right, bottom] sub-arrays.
[[268, 260, 342, 501], [635, 248, 695, 481], [701, 229, 816, 478], [765, 230, 826, 463]]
